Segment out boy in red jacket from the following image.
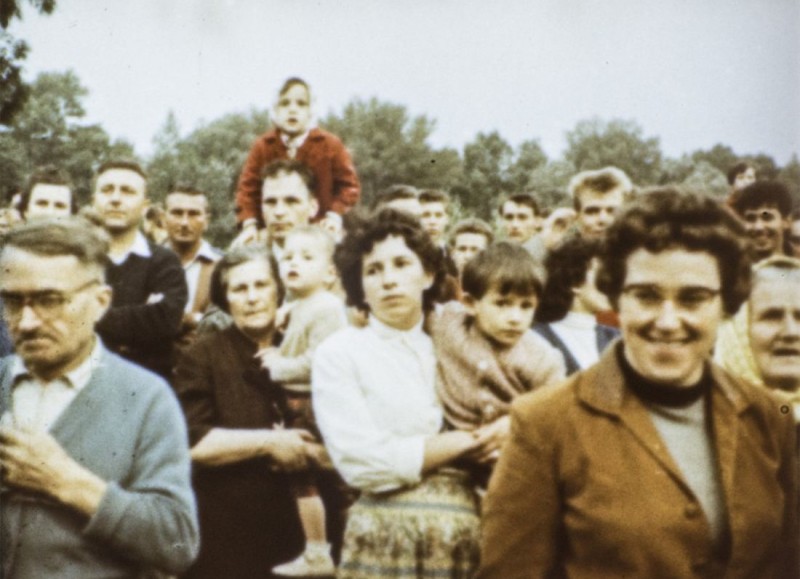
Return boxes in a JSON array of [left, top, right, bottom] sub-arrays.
[[234, 78, 360, 246]]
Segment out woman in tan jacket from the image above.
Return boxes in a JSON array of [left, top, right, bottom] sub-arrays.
[[479, 189, 798, 578]]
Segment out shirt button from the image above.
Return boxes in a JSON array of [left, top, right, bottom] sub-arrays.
[[684, 503, 701, 519], [477, 360, 489, 371]]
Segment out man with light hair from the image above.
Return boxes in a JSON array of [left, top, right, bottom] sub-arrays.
[[91, 160, 188, 378], [568, 166, 633, 239], [0, 218, 199, 577]]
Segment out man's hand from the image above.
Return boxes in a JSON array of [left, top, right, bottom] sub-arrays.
[[230, 222, 260, 248], [0, 425, 107, 516]]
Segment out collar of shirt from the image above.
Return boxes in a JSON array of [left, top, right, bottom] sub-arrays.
[[560, 310, 598, 330], [109, 231, 152, 265], [182, 239, 220, 270], [368, 315, 427, 343], [280, 129, 311, 155], [10, 336, 103, 390]]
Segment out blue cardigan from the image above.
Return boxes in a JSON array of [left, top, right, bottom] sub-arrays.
[[1, 344, 199, 578]]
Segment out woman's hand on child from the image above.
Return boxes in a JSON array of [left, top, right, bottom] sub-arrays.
[[264, 428, 316, 472], [471, 416, 511, 464]]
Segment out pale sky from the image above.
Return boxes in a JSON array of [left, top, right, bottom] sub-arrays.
[[11, 0, 800, 164]]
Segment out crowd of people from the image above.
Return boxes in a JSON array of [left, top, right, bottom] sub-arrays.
[[0, 77, 799, 579]]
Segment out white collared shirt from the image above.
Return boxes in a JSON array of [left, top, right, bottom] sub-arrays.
[[312, 316, 443, 493], [2, 339, 103, 431], [181, 240, 220, 313], [109, 231, 152, 266], [550, 311, 601, 370]]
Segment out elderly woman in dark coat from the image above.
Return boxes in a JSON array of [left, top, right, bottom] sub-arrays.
[[173, 245, 322, 579]]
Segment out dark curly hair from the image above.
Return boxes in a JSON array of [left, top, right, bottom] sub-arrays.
[[597, 188, 751, 316], [335, 208, 446, 313], [535, 235, 604, 323]]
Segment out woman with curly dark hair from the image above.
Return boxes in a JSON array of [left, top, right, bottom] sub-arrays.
[[313, 208, 486, 578]]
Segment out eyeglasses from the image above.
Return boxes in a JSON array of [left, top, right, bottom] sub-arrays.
[[621, 285, 721, 312], [1, 280, 100, 320]]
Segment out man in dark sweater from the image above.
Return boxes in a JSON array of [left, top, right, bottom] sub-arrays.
[[92, 161, 187, 378]]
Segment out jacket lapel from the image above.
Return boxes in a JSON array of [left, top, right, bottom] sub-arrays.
[[577, 346, 695, 495]]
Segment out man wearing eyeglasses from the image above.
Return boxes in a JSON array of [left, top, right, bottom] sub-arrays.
[[480, 189, 797, 578], [0, 218, 199, 578]]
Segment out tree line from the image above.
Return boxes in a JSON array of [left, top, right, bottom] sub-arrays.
[[2, 70, 799, 248]]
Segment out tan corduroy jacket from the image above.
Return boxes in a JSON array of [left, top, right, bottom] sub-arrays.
[[479, 345, 798, 579]]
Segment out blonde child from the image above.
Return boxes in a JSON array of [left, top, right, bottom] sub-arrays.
[[258, 226, 347, 576]]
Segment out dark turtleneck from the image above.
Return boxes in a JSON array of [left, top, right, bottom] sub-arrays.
[[617, 343, 712, 408]]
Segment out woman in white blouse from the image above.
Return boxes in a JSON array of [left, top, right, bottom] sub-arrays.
[[313, 209, 487, 578]]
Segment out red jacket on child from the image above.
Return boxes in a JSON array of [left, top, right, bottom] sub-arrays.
[[235, 127, 360, 225]]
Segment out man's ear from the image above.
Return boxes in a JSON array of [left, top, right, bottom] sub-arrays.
[[308, 198, 319, 221], [461, 293, 476, 315], [93, 283, 113, 322]]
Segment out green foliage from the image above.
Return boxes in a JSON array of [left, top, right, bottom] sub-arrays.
[[4, 67, 796, 239], [678, 160, 728, 199], [1, 0, 58, 125], [565, 118, 663, 185], [320, 98, 462, 207], [457, 131, 514, 219], [0, 70, 135, 204], [778, 154, 800, 206]]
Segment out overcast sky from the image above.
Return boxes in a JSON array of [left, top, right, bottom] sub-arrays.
[[11, 0, 800, 164]]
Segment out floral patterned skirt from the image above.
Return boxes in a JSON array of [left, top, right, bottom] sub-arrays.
[[338, 469, 480, 578]]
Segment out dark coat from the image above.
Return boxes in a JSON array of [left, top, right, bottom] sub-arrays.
[[172, 325, 304, 579], [97, 242, 187, 378], [479, 345, 798, 579]]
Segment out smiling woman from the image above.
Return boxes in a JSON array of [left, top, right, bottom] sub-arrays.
[[479, 189, 798, 578]]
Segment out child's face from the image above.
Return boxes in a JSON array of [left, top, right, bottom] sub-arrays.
[[467, 287, 537, 348], [279, 233, 334, 298], [273, 83, 312, 137]]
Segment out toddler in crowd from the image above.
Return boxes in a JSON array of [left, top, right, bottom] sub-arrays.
[[430, 242, 566, 486], [258, 225, 347, 577]]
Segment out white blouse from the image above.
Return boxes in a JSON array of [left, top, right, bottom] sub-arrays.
[[550, 311, 601, 370], [312, 316, 443, 493]]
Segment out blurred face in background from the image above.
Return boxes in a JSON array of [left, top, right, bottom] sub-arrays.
[[420, 201, 449, 245], [451, 232, 490, 274], [500, 201, 537, 244], [165, 192, 209, 251], [577, 189, 623, 239]]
